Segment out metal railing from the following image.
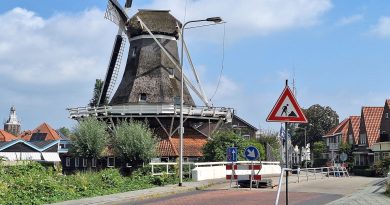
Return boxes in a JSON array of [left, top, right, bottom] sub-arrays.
[[275, 166, 350, 205]]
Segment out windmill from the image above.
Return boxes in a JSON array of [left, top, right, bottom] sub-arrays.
[[68, 0, 233, 159]]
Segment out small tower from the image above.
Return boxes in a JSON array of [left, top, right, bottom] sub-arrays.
[[4, 106, 21, 136]]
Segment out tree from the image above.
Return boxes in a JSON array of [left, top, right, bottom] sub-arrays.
[[202, 131, 265, 162], [112, 121, 157, 166], [292, 104, 339, 147], [257, 130, 282, 161], [57, 126, 71, 138], [89, 79, 107, 107], [71, 117, 108, 158], [312, 141, 326, 158]]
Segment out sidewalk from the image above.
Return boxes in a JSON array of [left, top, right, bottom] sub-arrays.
[[49, 178, 225, 205], [326, 178, 390, 205]]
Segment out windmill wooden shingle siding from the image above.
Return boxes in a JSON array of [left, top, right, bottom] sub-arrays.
[[110, 10, 195, 106]]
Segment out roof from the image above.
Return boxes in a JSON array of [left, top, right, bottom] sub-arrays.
[[233, 114, 258, 131], [0, 139, 59, 152], [20, 123, 61, 141], [361, 107, 384, 147], [349, 116, 361, 144], [157, 135, 208, 157], [0, 130, 18, 141], [128, 10, 181, 38], [323, 118, 349, 140], [386, 99, 390, 108]]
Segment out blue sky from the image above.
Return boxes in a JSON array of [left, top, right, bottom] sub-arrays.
[[1, 0, 390, 132]]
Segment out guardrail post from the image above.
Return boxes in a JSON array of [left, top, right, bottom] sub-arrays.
[[306, 168, 309, 181], [151, 164, 154, 176], [166, 164, 169, 174]]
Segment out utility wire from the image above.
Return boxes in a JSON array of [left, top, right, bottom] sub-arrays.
[[210, 23, 226, 101]]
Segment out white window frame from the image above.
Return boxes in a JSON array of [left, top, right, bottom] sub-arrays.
[[107, 157, 115, 167], [139, 93, 147, 102], [131, 47, 137, 58], [348, 134, 353, 144], [66, 157, 70, 167], [126, 163, 132, 168], [386, 113, 389, 119], [83, 158, 87, 167], [92, 158, 97, 167], [75, 157, 79, 167]]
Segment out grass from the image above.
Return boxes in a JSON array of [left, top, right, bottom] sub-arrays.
[[0, 162, 180, 205]]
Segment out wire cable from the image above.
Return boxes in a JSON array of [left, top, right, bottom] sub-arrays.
[[210, 23, 226, 101]]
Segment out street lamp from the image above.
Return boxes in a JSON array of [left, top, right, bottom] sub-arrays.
[[179, 17, 222, 187], [296, 123, 313, 170]]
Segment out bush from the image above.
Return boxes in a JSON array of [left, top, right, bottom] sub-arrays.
[[373, 158, 390, 177], [353, 168, 375, 177], [0, 162, 178, 205]]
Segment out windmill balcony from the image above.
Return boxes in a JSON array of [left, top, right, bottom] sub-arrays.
[[67, 104, 233, 122]]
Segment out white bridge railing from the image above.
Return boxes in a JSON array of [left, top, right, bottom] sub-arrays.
[[149, 161, 281, 180]]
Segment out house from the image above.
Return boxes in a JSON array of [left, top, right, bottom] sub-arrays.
[[353, 106, 384, 166], [323, 118, 350, 162], [372, 100, 390, 162], [0, 129, 60, 163]]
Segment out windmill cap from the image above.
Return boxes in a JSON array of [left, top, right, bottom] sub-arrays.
[[128, 9, 181, 39]]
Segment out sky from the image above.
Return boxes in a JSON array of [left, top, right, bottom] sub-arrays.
[[1, 0, 390, 132]]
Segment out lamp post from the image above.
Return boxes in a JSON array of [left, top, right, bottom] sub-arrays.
[[179, 17, 222, 187]]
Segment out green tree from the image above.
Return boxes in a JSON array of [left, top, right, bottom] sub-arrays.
[[339, 141, 352, 154], [257, 130, 281, 161], [202, 131, 265, 161], [58, 126, 71, 138], [112, 121, 157, 166], [71, 117, 108, 158], [89, 79, 107, 107], [292, 104, 339, 147], [312, 141, 326, 158]]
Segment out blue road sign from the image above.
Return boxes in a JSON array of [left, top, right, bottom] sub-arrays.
[[227, 147, 238, 162], [244, 146, 259, 161]]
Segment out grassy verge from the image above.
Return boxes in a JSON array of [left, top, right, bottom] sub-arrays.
[[0, 162, 179, 205]]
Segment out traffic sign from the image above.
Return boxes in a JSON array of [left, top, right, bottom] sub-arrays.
[[340, 153, 348, 162], [266, 86, 308, 123], [227, 147, 238, 162], [244, 146, 259, 161]]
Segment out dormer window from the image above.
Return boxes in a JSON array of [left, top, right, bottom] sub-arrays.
[[139, 93, 147, 102], [386, 113, 389, 119]]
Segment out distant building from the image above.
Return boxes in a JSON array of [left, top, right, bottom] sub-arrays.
[[3, 106, 21, 136], [323, 99, 390, 166]]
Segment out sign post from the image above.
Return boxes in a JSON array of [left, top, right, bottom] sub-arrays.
[[244, 146, 260, 190], [227, 147, 238, 188], [267, 80, 308, 205]]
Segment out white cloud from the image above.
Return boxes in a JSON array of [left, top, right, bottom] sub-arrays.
[[369, 16, 390, 38], [337, 14, 363, 26], [140, 0, 332, 40], [0, 7, 117, 85]]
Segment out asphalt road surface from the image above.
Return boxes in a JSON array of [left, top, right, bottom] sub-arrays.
[[114, 176, 385, 205]]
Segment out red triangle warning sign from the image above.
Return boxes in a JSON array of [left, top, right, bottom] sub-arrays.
[[266, 86, 308, 123]]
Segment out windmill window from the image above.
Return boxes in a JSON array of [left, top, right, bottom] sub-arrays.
[[168, 67, 175, 78], [139, 93, 147, 102], [131, 47, 137, 58]]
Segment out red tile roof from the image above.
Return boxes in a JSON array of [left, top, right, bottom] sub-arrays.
[[349, 116, 361, 144], [0, 129, 18, 141], [19, 122, 61, 141], [324, 118, 349, 142], [157, 135, 208, 157], [362, 107, 384, 147]]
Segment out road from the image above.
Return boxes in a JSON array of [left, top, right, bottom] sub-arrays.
[[114, 176, 389, 205]]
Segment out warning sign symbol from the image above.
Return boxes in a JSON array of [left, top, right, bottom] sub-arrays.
[[266, 86, 308, 123]]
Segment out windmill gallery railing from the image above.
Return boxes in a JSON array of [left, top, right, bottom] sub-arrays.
[[68, 104, 233, 121]]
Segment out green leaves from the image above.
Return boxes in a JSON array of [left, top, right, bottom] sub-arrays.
[[202, 131, 265, 161], [71, 117, 108, 159], [112, 121, 157, 165]]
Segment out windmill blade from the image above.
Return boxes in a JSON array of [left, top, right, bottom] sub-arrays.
[[105, 0, 129, 30], [98, 34, 127, 106]]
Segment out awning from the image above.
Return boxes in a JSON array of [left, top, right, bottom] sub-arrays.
[[0, 152, 41, 161], [42, 152, 61, 162]]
